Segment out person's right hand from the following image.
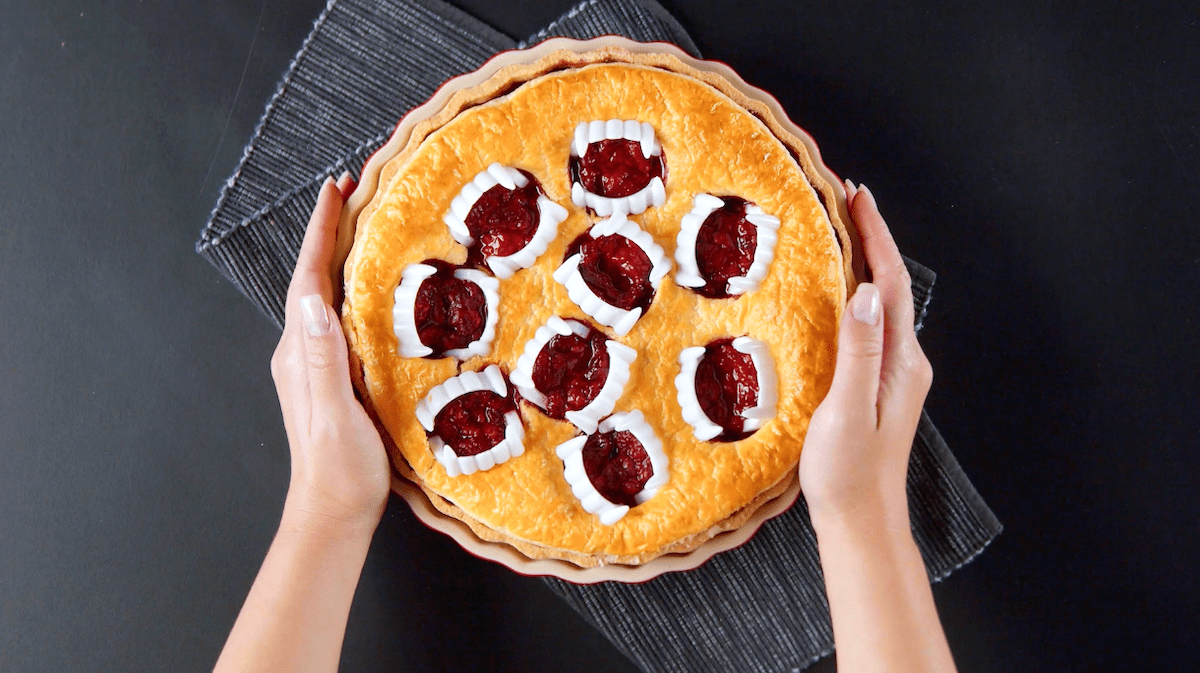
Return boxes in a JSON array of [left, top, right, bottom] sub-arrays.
[[798, 182, 933, 522]]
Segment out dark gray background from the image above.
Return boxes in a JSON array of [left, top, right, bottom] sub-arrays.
[[2, 0, 1197, 671]]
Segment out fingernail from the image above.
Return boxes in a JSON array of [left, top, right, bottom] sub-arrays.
[[859, 183, 877, 209], [843, 179, 857, 198], [301, 294, 332, 336], [322, 175, 336, 190], [338, 170, 352, 183], [851, 283, 880, 325]]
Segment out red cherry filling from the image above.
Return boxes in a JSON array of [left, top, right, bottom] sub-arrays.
[[581, 429, 653, 507], [569, 139, 666, 199], [566, 231, 655, 311], [464, 170, 542, 261], [432, 389, 515, 457], [532, 322, 611, 419], [413, 262, 487, 356], [694, 196, 758, 299], [694, 338, 761, 442]]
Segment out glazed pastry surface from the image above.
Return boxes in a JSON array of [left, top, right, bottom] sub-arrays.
[[344, 61, 844, 562]]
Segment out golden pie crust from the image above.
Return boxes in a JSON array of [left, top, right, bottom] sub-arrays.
[[342, 47, 852, 567]]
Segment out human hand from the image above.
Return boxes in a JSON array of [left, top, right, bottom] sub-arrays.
[[799, 182, 933, 523], [270, 173, 390, 534]]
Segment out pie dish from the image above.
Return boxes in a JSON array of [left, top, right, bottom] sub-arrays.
[[339, 39, 857, 572]]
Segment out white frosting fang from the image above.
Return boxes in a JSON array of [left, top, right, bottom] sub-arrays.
[[555, 410, 668, 525], [675, 346, 723, 441], [442, 269, 500, 360], [485, 195, 568, 279], [443, 163, 565, 279], [417, 365, 525, 477], [552, 213, 670, 336], [726, 205, 780, 296], [674, 195, 781, 296], [392, 264, 438, 358], [569, 119, 664, 216], [732, 337, 777, 430], [564, 340, 636, 434]]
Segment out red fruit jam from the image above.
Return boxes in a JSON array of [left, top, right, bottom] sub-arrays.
[[432, 389, 515, 457], [531, 321, 610, 419], [569, 138, 666, 199], [581, 429, 653, 507], [694, 196, 758, 299], [694, 338, 760, 442], [566, 231, 654, 312], [413, 262, 487, 357], [464, 170, 542, 259]]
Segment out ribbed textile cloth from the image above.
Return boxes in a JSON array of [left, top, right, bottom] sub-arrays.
[[196, 1, 1001, 671]]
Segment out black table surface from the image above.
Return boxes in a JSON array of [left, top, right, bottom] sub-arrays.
[[2, 1, 1197, 671]]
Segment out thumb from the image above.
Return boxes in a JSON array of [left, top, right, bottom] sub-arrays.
[[300, 294, 356, 413], [825, 283, 884, 419]]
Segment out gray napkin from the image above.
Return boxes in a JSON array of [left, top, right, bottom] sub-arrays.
[[196, 1, 1001, 671]]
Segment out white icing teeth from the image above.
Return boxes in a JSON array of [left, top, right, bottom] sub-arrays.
[[675, 347, 723, 441], [511, 317, 637, 434], [486, 196, 568, 280], [731, 337, 777, 428], [555, 410, 669, 526], [415, 365, 525, 478], [393, 264, 438, 358], [392, 264, 499, 360], [674, 194, 781, 296], [569, 119, 665, 216], [675, 339, 778, 440], [552, 213, 670, 336], [442, 163, 567, 279]]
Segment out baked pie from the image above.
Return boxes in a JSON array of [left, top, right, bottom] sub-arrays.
[[341, 46, 854, 567]]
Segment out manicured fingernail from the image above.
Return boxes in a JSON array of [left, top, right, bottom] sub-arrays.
[[322, 175, 336, 191], [851, 283, 880, 325], [338, 170, 352, 183], [844, 179, 857, 198], [301, 294, 332, 336], [859, 183, 876, 209]]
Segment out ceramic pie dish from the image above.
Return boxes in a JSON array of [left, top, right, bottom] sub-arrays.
[[335, 36, 860, 582]]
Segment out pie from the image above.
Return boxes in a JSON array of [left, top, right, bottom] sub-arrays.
[[341, 46, 854, 567]]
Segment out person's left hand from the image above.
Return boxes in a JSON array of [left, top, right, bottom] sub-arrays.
[[270, 173, 390, 533]]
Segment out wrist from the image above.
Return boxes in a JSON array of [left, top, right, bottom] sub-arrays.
[[281, 483, 384, 544], [808, 488, 912, 544]]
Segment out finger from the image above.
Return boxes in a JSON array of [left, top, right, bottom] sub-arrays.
[[300, 294, 357, 417], [843, 178, 858, 209], [336, 170, 357, 200], [852, 184, 916, 336], [285, 177, 345, 324], [824, 282, 884, 423]]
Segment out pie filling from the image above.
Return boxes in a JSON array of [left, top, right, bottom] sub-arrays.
[[553, 214, 671, 336], [694, 338, 760, 442], [465, 170, 542, 258], [569, 119, 666, 216], [511, 316, 638, 434], [676, 337, 778, 442], [555, 410, 669, 525], [675, 193, 781, 298], [433, 390, 514, 456], [393, 262, 500, 360], [416, 365, 525, 477], [532, 322, 610, 419], [581, 430, 652, 507], [443, 163, 568, 279], [567, 229, 654, 312], [570, 139, 665, 198]]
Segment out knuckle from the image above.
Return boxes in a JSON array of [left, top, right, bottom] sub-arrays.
[[305, 342, 339, 372], [843, 337, 884, 360]]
